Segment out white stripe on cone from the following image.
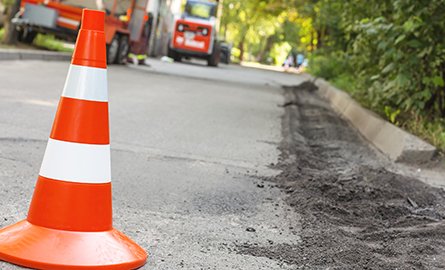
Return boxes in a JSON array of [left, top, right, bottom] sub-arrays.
[[62, 65, 108, 102], [39, 138, 111, 183]]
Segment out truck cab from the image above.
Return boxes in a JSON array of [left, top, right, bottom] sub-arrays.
[[168, 0, 220, 67]]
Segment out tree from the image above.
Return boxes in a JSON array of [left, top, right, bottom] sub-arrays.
[[221, 0, 304, 63], [2, 0, 21, 45]]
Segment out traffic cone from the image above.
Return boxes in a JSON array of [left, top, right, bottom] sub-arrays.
[[0, 9, 147, 269]]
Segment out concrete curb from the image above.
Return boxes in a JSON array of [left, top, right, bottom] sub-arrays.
[[306, 75, 436, 164], [0, 49, 71, 61]]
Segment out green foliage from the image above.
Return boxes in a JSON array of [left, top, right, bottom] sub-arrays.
[[0, 28, 4, 41], [230, 47, 240, 61], [384, 106, 401, 125], [331, 73, 357, 94], [404, 115, 445, 152], [1, 0, 15, 8], [270, 42, 292, 65], [308, 51, 350, 81], [221, 0, 445, 149], [305, 0, 445, 150], [221, 0, 304, 62]]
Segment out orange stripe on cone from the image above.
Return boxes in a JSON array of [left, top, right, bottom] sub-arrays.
[[28, 176, 112, 231], [71, 10, 107, 69], [51, 97, 109, 144], [0, 221, 147, 270]]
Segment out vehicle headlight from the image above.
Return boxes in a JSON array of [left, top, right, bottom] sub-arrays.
[[201, 28, 208, 36], [177, 24, 184, 32]]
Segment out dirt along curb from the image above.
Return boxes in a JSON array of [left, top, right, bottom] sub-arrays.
[[239, 82, 445, 269], [301, 75, 437, 164], [0, 48, 71, 61]]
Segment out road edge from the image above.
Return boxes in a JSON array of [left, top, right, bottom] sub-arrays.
[[300, 74, 436, 164], [0, 49, 71, 61]]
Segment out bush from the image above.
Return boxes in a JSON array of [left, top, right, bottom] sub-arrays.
[[331, 73, 357, 94], [344, 1, 445, 119], [308, 51, 351, 81], [404, 115, 445, 152], [306, 0, 445, 152]]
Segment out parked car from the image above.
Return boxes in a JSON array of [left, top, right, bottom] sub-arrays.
[[219, 41, 231, 64]]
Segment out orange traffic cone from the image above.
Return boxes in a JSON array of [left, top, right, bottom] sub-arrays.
[[0, 9, 147, 269]]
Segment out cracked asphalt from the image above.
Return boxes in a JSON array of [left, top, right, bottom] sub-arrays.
[[0, 59, 304, 269]]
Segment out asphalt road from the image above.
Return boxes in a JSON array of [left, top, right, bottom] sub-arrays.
[[0, 59, 305, 269]]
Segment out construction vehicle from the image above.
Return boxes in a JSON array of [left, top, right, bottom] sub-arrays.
[[168, 0, 220, 67], [12, 0, 149, 64]]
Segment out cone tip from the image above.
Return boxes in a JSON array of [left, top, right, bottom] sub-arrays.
[[81, 9, 105, 32]]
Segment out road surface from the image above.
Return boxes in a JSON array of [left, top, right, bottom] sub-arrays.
[[0, 59, 303, 269], [0, 58, 444, 269]]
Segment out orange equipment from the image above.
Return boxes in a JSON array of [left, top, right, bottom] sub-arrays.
[[0, 9, 147, 269], [168, 0, 221, 66], [13, 0, 149, 64]]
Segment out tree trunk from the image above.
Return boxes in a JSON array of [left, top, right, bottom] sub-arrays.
[[256, 34, 275, 63], [222, 22, 227, 41], [440, 68, 445, 117], [310, 31, 315, 52], [238, 37, 245, 62], [2, 0, 21, 45], [237, 23, 251, 62]]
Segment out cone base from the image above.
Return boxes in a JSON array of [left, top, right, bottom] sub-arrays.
[[0, 220, 147, 270]]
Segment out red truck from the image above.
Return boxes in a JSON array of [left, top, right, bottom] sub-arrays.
[[13, 0, 148, 64], [168, 0, 220, 67]]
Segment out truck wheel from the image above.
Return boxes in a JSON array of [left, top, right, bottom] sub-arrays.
[[167, 46, 182, 62], [18, 29, 37, 44], [173, 54, 182, 62], [116, 35, 130, 64], [207, 43, 221, 67], [106, 35, 119, 64]]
